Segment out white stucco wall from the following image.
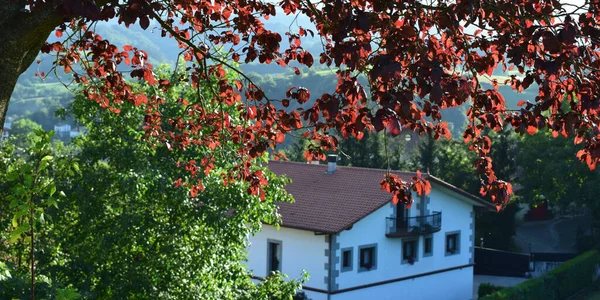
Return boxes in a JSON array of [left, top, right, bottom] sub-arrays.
[[246, 225, 329, 293], [333, 185, 475, 297], [332, 266, 473, 300]]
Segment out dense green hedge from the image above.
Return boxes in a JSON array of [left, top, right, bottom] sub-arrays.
[[480, 250, 600, 300]]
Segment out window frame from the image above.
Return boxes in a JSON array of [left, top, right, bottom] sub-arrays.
[[267, 239, 282, 274], [423, 235, 433, 257], [358, 243, 377, 272], [341, 247, 353, 272], [445, 231, 461, 256], [402, 238, 418, 264]]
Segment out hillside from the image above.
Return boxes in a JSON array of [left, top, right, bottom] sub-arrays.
[[6, 21, 539, 139]]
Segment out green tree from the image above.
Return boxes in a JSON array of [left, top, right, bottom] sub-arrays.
[[282, 137, 310, 163], [9, 118, 42, 136], [415, 136, 438, 174], [517, 131, 600, 213], [1, 65, 305, 299], [338, 131, 385, 169], [0, 130, 80, 299]]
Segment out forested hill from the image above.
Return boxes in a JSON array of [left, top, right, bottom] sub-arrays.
[[7, 21, 537, 138]]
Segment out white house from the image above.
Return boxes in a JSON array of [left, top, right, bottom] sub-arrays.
[[2, 119, 12, 141], [247, 155, 495, 300]]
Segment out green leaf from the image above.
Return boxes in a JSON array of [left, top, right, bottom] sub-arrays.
[[23, 174, 33, 188], [46, 197, 58, 209], [57, 287, 81, 300], [8, 196, 19, 209], [9, 225, 28, 243], [33, 128, 45, 136], [6, 171, 18, 181], [0, 262, 11, 281], [47, 185, 57, 197]]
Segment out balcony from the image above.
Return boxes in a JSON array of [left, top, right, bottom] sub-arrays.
[[385, 211, 442, 238]]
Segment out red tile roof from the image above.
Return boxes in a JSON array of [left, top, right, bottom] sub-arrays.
[[267, 161, 494, 233]]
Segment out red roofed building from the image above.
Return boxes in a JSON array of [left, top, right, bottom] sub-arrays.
[[246, 155, 494, 300]]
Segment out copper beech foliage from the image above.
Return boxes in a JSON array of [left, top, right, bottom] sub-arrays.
[[26, 0, 600, 211]]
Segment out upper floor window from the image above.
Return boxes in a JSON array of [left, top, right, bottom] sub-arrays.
[[358, 244, 377, 272], [341, 247, 353, 272]]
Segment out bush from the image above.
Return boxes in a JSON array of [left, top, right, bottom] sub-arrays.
[[481, 250, 600, 300], [478, 283, 504, 298]]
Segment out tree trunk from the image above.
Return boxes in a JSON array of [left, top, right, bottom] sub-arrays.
[[0, 1, 63, 136]]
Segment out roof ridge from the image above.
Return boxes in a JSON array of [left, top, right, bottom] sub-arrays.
[[268, 159, 420, 175]]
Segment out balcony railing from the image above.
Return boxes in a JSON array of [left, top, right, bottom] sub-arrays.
[[385, 211, 442, 238]]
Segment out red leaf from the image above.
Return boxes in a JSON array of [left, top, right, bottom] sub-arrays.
[[139, 15, 150, 30], [517, 100, 526, 106], [388, 119, 401, 136], [55, 30, 63, 38], [123, 45, 133, 51], [296, 87, 310, 103], [304, 51, 314, 67], [235, 80, 243, 91], [276, 132, 285, 144], [190, 186, 198, 197], [222, 7, 232, 19]]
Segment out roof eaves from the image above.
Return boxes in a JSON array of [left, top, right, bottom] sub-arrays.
[[278, 223, 337, 234], [426, 175, 495, 211]]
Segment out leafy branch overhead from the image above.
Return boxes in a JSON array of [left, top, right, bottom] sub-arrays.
[[5, 0, 600, 209]]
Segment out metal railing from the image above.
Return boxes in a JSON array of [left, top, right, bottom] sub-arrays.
[[385, 211, 442, 236]]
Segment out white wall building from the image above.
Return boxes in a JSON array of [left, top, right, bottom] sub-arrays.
[[247, 156, 494, 300], [2, 119, 12, 141]]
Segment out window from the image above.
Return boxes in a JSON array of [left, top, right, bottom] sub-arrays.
[[445, 231, 460, 256], [267, 239, 282, 274], [341, 247, 353, 272], [424, 236, 433, 257], [402, 239, 418, 264], [358, 244, 377, 272]]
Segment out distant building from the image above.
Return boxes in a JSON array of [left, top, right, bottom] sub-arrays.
[[1, 118, 12, 141], [54, 124, 72, 133], [247, 156, 494, 300], [54, 124, 85, 142]]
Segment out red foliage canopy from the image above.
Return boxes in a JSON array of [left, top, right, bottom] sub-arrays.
[[24, 0, 600, 209]]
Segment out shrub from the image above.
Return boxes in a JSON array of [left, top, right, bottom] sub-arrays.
[[481, 250, 600, 300], [478, 283, 504, 298]]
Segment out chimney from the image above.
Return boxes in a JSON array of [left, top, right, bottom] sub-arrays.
[[327, 154, 338, 174]]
